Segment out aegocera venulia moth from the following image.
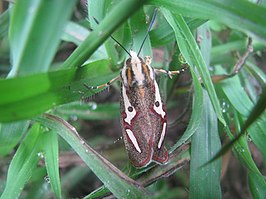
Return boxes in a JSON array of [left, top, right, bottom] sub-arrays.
[[86, 9, 185, 167]]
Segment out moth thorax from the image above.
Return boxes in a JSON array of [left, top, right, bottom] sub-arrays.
[[121, 50, 155, 88]]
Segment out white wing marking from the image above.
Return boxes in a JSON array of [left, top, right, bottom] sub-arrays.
[[153, 81, 166, 118], [126, 129, 141, 153], [158, 122, 167, 149], [122, 85, 136, 125]]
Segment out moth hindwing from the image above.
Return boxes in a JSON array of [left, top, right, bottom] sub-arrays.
[[120, 50, 168, 167]]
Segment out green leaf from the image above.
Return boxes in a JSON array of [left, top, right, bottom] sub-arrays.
[[9, 0, 76, 76], [161, 9, 225, 125], [241, 85, 266, 133], [189, 90, 222, 199], [0, 124, 43, 199], [0, 121, 29, 156], [87, 0, 120, 67], [171, 23, 209, 150], [214, 66, 266, 162], [0, 60, 118, 122], [211, 40, 265, 66], [246, 61, 266, 86], [217, 66, 253, 117], [230, 128, 260, 174], [248, 118, 266, 161], [62, 21, 90, 46], [35, 114, 150, 198], [0, 10, 9, 39], [129, 8, 152, 57], [248, 172, 266, 199], [150, 0, 266, 43], [149, 19, 175, 47], [42, 130, 62, 199], [62, 0, 148, 69], [55, 102, 120, 120], [150, 18, 206, 47], [171, 68, 203, 151]]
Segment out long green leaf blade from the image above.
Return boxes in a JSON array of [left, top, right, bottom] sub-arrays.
[[0, 121, 29, 156], [0, 60, 118, 122], [0, 124, 43, 199], [189, 90, 222, 199], [171, 69, 203, 150], [36, 114, 150, 198], [248, 172, 266, 199], [9, 0, 76, 76], [62, 0, 148, 68], [150, 0, 266, 43], [42, 131, 62, 199], [161, 9, 225, 125]]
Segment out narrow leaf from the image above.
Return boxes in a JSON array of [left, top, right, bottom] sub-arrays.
[[161, 9, 225, 125], [0, 60, 118, 122], [9, 0, 76, 76], [62, 0, 148, 68], [0, 124, 43, 199], [35, 114, 150, 198], [42, 131, 62, 199], [150, 0, 266, 43], [225, 86, 266, 154], [55, 102, 120, 120], [171, 69, 203, 150], [189, 90, 221, 199], [248, 172, 266, 199], [0, 121, 29, 156]]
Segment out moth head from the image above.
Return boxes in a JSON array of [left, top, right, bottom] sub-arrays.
[[125, 50, 144, 67]]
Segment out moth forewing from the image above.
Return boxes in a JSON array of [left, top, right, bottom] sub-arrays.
[[120, 50, 168, 167], [151, 81, 169, 164]]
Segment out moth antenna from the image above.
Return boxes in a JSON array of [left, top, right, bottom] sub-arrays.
[[92, 17, 131, 57], [137, 8, 158, 56]]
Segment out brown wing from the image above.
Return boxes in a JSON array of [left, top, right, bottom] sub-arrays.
[[120, 81, 168, 167]]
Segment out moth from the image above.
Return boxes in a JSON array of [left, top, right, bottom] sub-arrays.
[[86, 10, 185, 167], [120, 50, 170, 167]]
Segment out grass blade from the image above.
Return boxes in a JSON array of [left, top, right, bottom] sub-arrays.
[[35, 114, 150, 198], [9, 0, 76, 76], [248, 172, 266, 199], [55, 102, 119, 120], [161, 9, 225, 125], [150, 0, 266, 43], [0, 60, 118, 122], [0, 121, 29, 156], [62, 0, 148, 68], [189, 90, 222, 199], [42, 131, 62, 199], [171, 69, 203, 150], [0, 124, 43, 199]]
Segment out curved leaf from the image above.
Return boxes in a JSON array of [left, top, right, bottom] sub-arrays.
[[0, 60, 118, 122], [0, 124, 43, 199], [62, 0, 148, 68], [35, 114, 150, 198], [161, 9, 225, 125], [9, 0, 76, 76], [150, 0, 266, 43], [42, 131, 61, 199], [189, 90, 222, 199]]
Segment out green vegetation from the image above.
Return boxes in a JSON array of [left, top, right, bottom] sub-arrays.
[[0, 0, 265, 198]]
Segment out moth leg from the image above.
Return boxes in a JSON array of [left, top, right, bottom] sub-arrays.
[[83, 75, 120, 90], [155, 67, 187, 79]]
